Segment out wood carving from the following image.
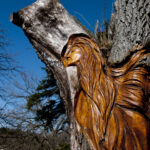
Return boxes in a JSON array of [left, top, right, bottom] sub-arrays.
[[61, 34, 150, 150]]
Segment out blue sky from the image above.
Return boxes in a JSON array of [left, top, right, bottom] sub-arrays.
[[0, 0, 115, 80]]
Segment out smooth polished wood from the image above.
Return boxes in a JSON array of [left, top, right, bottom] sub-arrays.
[[61, 34, 150, 150]]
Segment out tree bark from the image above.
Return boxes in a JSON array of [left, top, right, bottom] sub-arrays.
[[109, 0, 150, 63], [11, 0, 150, 149], [10, 0, 92, 149]]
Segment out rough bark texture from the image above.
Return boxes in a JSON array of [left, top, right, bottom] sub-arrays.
[[109, 0, 150, 63], [11, 0, 150, 149], [10, 0, 91, 149]]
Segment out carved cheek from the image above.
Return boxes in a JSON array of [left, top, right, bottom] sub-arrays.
[[62, 49, 81, 66], [65, 53, 80, 66], [71, 52, 81, 63]]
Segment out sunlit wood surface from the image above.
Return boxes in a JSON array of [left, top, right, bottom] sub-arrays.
[[61, 34, 150, 150]]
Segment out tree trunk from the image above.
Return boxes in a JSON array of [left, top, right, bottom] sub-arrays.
[[10, 0, 92, 149], [11, 0, 150, 149], [109, 0, 150, 63]]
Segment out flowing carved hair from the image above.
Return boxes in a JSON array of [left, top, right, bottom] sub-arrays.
[[61, 34, 150, 150]]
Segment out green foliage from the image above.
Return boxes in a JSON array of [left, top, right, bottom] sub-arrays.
[[55, 142, 70, 150], [0, 127, 25, 136], [36, 99, 66, 128], [27, 93, 41, 109], [27, 68, 66, 130], [0, 127, 47, 150]]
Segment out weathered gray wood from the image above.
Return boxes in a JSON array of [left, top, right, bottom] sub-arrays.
[[109, 0, 150, 63], [11, 0, 150, 149], [10, 0, 87, 109], [10, 0, 92, 149]]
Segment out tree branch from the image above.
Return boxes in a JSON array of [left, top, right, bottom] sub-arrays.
[[10, 0, 91, 149]]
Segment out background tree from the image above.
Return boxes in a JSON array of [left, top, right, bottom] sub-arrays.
[[11, 0, 150, 149], [0, 27, 16, 96], [0, 70, 70, 150], [0, 26, 19, 128], [0, 24, 70, 149], [27, 68, 67, 132]]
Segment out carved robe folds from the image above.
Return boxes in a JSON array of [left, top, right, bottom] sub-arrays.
[[61, 34, 150, 150]]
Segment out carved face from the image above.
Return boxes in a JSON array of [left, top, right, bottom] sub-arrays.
[[61, 46, 81, 67]]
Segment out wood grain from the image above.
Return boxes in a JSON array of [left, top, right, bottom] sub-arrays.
[[61, 34, 150, 150]]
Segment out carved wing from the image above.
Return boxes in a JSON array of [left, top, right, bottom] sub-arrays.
[[104, 49, 150, 150], [112, 49, 150, 112]]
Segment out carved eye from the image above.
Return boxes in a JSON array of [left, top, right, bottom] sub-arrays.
[[66, 57, 71, 61], [66, 56, 70, 59]]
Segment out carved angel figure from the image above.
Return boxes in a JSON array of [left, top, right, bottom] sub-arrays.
[[61, 34, 150, 150]]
